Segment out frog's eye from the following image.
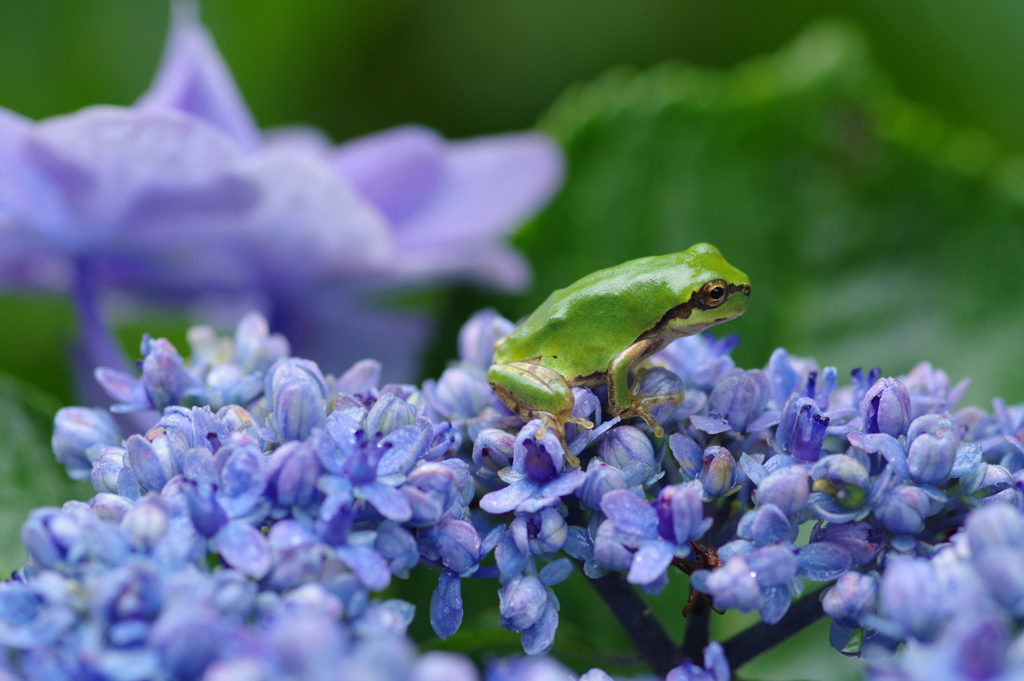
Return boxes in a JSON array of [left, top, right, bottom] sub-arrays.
[[700, 280, 727, 308]]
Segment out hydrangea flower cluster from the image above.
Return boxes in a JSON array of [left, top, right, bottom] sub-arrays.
[[5, 309, 1024, 680]]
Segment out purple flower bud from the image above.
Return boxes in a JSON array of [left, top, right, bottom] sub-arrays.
[[120, 495, 169, 550], [232, 312, 289, 373], [699, 446, 736, 498], [264, 358, 328, 405], [364, 392, 416, 438], [860, 377, 911, 438], [707, 369, 771, 432], [754, 466, 809, 516], [692, 555, 761, 612], [51, 407, 122, 480], [402, 463, 458, 527], [600, 489, 658, 541], [213, 520, 272, 579], [965, 503, 1024, 557], [593, 520, 634, 572], [597, 425, 655, 484], [879, 557, 945, 641], [217, 405, 260, 440], [905, 414, 957, 485], [149, 605, 233, 680], [512, 508, 567, 556], [140, 336, 196, 410], [183, 481, 228, 537], [331, 360, 379, 399], [435, 518, 483, 574], [654, 333, 738, 391], [740, 504, 793, 546], [873, 482, 929, 535], [216, 441, 267, 519], [774, 395, 829, 462], [271, 375, 327, 442], [633, 368, 685, 425], [430, 366, 489, 418], [665, 641, 730, 681], [458, 308, 514, 370], [0, 581, 39, 626], [498, 574, 547, 631], [822, 571, 876, 626], [126, 434, 177, 492], [21, 508, 74, 569], [90, 493, 134, 522], [512, 420, 564, 484], [92, 447, 128, 494], [669, 433, 703, 480], [577, 460, 628, 510], [653, 481, 710, 545], [411, 651, 480, 681], [472, 429, 515, 479], [375, 521, 420, 576], [266, 441, 322, 509], [747, 544, 798, 586], [810, 521, 884, 565]]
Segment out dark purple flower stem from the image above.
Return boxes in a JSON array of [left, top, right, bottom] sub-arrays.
[[565, 497, 680, 676], [681, 605, 711, 664], [72, 258, 131, 373], [720, 585, 827, 671], [586, 571, 682, 677]]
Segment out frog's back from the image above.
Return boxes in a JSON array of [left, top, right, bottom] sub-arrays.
[[494, 245, 725, 380]]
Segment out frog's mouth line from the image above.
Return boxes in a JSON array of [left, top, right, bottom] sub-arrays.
[[634, 282, 751, 343]]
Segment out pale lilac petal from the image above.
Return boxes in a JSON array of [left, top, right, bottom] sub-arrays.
[[332, 125, 446, 225], [429, 568, 463, 640], [626, 539, 675, 586], [495, 531, 529, 582], [335, 545, 391, 591], [94, 367, 147, 406], [538, 557, 573, 587], [797, 542, 853, 582], [599, 489, 658, 540], [361, 481, 413, 523], [387, 242, 531, 291], [521, 601, 558, 655], [480, 479, 536, 515], [335, 359, 382, 395], [213, 520, 271, 579], [137, 1, 261, 152], [29, 107, 254, 248], [393, 132, 563, 249], [236, 151, 392, 294], [538, 469, 586, 499]]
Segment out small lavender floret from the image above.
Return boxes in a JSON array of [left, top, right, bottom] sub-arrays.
[[861, 377, 912, 439], [597, 425, 656, 486], [51, 407, 122, 480], [665, 641, 730, 681], [774, 395, 829, 462], [705, 368, 772, 433]]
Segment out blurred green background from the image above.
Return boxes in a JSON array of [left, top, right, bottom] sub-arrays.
[[3, 1, 1024, 678]]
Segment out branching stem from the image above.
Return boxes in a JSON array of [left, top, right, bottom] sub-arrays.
[[720, 585, 827, 671]]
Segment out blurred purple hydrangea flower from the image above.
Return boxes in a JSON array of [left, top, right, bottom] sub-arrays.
[[0, 2, 563, 394]]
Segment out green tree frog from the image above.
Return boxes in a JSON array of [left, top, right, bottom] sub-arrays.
[[487, 243, 751, 467]]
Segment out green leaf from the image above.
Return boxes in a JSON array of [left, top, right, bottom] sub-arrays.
[[0, 374, 94, 577], [497, 20, 1024, 406]]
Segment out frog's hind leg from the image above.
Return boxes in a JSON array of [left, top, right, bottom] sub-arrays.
[[488, 361, 587, 468], [606, 341, 685, 438]]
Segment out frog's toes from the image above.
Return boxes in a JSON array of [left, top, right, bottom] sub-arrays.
[[621, 391, 686, 438]]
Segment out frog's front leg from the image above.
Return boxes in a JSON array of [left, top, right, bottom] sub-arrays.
[[606, 340, 685, 438], [487, 361, 593, 468]]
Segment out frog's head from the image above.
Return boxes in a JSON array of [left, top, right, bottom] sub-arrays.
[[667, 243, 751, 337]]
